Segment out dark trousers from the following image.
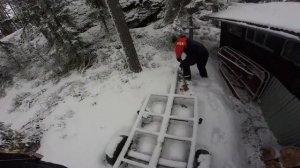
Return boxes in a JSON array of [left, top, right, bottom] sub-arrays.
[[182, 54, 208, 78]]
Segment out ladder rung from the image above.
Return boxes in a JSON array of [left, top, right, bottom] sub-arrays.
[[141, 112, 164, 118], [165, 134, 192, 142], [169, 115, 194, 121], [136, 128, 159, 136], [127, 151, 187, 168], [122, 158, 148, 168]]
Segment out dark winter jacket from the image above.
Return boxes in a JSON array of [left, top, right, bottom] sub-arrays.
[[175, 37, 209, 64]]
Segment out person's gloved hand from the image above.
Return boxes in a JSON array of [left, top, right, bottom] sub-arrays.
[[177, 59, 183, 68], [177, 58, 182, 63], [179, 62, 183, 68]]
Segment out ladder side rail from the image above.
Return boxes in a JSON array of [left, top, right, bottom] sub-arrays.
[[187, 96, 199, 168], [218, 50, 254, 76], [220, 64, 248, 101], [225, 46, 267, 80], [113, 94, 152, 168], [148, 94, 175, 168]]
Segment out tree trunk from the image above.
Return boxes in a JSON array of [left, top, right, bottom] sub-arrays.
[[0, 3, 7, 20], [0, 10, 7, 21], [104, 0, 142, 73], [159, 0, 191, 28], [0, 3, 9, 19], [7, 1, 17, 16], [0, 42, 22, 70]]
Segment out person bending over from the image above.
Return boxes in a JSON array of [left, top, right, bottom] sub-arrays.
[[173, 35, 209, 80]]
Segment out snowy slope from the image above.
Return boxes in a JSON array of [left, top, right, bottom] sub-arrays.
[[0, 24, 176, 168], [0, 64, 176, 168], [210, 2, 300, 34], [36, 69, 176, 168], [0, 20, 277, 168]]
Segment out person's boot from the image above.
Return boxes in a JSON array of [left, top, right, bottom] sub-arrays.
[[200, 68, 208, 78], [184, 75, 191, 81], [201, 75, 208, 78]]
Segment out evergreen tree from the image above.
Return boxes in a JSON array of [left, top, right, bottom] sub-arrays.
[[158, 0, 191, 28]]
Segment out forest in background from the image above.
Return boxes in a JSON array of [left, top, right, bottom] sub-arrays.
[[0, 0, 224, 97]]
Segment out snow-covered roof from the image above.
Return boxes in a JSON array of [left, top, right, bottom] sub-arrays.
[[210, 2, 300, 36]]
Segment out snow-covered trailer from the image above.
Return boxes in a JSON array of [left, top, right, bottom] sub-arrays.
[[209, 2, 300, 146], [105, 93, 209, 168]]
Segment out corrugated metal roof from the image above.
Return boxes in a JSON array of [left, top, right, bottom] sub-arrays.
[[260, 77, 294, 118], [260, 77, 300, 146]]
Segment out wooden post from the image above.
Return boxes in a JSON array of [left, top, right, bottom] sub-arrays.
[[183, 14, 199, 40], [188, 14, 193, 39]]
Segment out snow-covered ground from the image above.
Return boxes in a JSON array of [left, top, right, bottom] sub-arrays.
[[0, 49, 176, 168], [177, 59, 257, 168], [184, 61, 249, 168], [0, 22, 277, 168]]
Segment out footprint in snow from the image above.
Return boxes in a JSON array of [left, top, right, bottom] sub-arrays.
[[198, 79, 211, 87], [211, 127, 225, 144]]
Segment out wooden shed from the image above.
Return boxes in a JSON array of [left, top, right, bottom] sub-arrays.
[[209, 2, 300, 146]]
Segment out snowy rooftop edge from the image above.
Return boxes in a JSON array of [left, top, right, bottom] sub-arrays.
[[209, 2, 300, 35]]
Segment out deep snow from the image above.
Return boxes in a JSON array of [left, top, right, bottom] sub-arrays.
[[210, 2, 300, 34], [0, 21, 277, 168]]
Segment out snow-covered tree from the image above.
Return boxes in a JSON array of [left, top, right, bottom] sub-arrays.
[[158, 0, 191, 28], [0, 0, 18, 36], [86, 0, 109, 32]]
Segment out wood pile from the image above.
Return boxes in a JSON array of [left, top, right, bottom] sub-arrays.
[[261, 147, 300, 168]]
